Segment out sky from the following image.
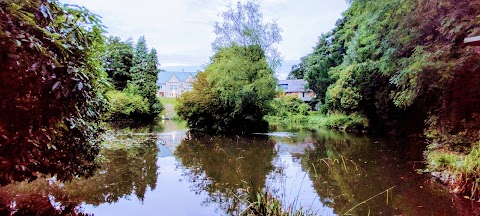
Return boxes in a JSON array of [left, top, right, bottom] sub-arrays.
[[60, 0, 349, 79]]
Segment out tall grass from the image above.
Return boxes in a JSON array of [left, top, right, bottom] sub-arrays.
[[240, 190, 317, 216], [426, 142, 480, 199], [265, 113, 369, 132]]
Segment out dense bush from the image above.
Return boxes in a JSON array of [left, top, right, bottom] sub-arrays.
[[0, 0, 107, 185], [176, 45, 277, 134], [103, 36, 163, 119], [269, 95, 310, 117], [290, 0, 480, 135], [106, 90, 150, 120]]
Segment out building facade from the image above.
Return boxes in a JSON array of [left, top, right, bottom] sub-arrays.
[[157, 72, 197, 98], [277, 79, 315, 101]]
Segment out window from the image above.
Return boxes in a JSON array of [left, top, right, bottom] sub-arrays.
[[279, 84, 288, 90], [170, 85, 177, 91]]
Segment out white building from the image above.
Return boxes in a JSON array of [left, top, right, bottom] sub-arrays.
[[156, 72, 197, 98]]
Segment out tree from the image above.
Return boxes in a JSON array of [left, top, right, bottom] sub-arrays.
[[287, 57, 308, 79], [145, 48, 164, 115], [129, 36, 163, 118], [304, 31, 344, 104], [103, 36, 134, 90], [0, 0, 107, 185], [212, 0, 283, 71], [176, 45, 277, 134]]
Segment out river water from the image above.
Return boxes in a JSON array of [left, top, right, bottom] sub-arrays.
[[1, 120, 479, 215]]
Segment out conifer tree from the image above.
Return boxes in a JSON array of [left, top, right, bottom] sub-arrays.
[[129, 36, 163, 117]]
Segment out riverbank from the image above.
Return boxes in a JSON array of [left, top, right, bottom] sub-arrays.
[[264, 112, 369, 133], [424, 122, 480, 200], [266, 111, 480, 201]]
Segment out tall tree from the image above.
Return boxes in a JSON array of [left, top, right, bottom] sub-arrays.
[[130, 36, 149, 81], [212, 0, 283, 71], [145, 48, 163, 115], [129, 36, 163, 117], [0, 0, 107, 185], [103, 36, 133, 90], [176, 45, 277, 134]]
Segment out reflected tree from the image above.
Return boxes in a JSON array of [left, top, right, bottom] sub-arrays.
[[175, 135, 276, 215], [61, 136, 159, 205], [0, 135, 159, 214], [301, 130, 479, 215], [0, 180, 89, 216]]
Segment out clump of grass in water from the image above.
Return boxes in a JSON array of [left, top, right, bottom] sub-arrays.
[[239, 185, 394, 216], [240, 190, 316, 216]]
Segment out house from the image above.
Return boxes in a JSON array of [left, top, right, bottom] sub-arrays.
[[277, 79, 315, 102], [157, 71, 198, 98]]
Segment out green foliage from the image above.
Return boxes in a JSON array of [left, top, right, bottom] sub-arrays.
[[269, 95, 310, 117], [103, 36, 134, 90], [293, 0, 480, 197], [426, 144, 480, 200], [266, 113, 369, 132], [292, 0, 480, 135], [176, 45, 277, 134], [106, 90, 150, 119], [242, 191, 315, 216], [129, 37, 164, 117], [0, 0, 107, 185], [213, 0, 283, 70], [291, 23, 346, 103]]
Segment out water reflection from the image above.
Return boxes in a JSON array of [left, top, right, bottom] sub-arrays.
[[175, 136, 276, 215], [298, 129, 480, 215], [0, 180, 90, 216], [66, 136, 159, 205], [1, 121, 480, 216], [0, 135, 159, 215]]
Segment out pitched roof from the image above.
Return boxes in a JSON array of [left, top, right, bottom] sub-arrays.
[[465, 36, 480, 46], [157, 71, 198, 85], [278, 79, 310, 93]]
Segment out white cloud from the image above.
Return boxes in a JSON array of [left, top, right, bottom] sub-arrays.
[[60, 0, 348, 73]]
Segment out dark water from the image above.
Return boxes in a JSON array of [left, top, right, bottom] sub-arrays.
[[1, 121, 480, 216]]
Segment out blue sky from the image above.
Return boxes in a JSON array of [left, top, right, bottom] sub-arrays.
[[61, 0, 348, 79]]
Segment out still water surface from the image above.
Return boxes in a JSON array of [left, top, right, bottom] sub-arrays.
[[1, 121, 479, 215]]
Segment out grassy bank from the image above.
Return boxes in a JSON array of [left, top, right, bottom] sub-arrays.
[[158, 98, 179, 106], [265, 112, 369, 133], [426, 145, 480, 200], [423, 116, 480, 200]]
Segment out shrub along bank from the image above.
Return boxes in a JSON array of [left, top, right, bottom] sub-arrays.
[[265, 95, 368, 132]]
